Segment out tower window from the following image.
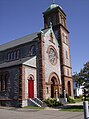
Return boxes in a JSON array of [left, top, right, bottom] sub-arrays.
[[52, 15, 57, 26], [47, 17, 51, 26], [47, 87, 49, 94], [66, 51, 68, 59], [67, 69, 69, 76]]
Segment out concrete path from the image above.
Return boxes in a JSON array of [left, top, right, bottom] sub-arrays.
[[65, 101, 83, 106], [0, 107, 84, 119]]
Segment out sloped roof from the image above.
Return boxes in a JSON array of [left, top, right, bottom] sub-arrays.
[[0, 29, 49, 52], [0, 56, 36, 69], [0, 32, 38, 52]]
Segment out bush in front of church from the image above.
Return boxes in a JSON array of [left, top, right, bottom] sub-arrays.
[[67, 96, 75, 103], [44, 98, 62, 107]]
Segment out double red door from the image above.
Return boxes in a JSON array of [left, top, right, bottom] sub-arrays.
[[28, 79, 34, 98]]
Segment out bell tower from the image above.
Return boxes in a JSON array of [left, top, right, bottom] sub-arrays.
[[43, 3, 74, 97]]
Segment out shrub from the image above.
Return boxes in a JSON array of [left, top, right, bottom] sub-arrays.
[[44, 98, 62, 107], [67, 96, 75, 103]]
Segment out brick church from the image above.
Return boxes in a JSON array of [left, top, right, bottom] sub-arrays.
[[0, 3, 73, 107]]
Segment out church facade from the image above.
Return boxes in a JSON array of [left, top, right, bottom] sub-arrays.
[[0, 3, 73, 107]]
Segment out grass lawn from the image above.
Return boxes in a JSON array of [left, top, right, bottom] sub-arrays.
[[74, 98, 83, 102], [24, 106, 44, 110], [60, 106, 84, 112], [74, 97, 89, 103]]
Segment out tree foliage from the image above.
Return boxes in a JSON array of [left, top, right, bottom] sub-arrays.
[[73, 61, 89, 89]]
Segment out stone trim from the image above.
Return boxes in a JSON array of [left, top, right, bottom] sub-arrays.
[[21, 65, 25, 100], [47, 45, 58, 66], [63, 77, 74, 96], [48, 72, 60, 85], [48, 72, 62, 97], [27, 74, 34, 80], [37, 32, 46, 100]]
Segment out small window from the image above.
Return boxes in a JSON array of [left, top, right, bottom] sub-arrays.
[[62, 18, 65, 26], [50, 32, 53, 42], [7, 53, 11, 61], [16, 50, 20, 59], [47, 17, 51, 26], [14, 51, 17, 59], [0, 73, 9, 92], [1, 75, 3, 91], [60, 15, 62, 24], [47, 87, 49, 94], [62, 33, 64, 40], [11, 52, 14, 60], [5, 74, 8, 91], [67, 69, 69, 76], [30, 45, 36, 56], [66, 51, 68, 59]]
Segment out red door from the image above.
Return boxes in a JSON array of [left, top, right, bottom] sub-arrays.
[[28, 79, 34, 98]]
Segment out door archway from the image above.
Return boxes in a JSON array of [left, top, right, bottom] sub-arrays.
[[28, 75, 34, 98], [49, 72, 60, 98]]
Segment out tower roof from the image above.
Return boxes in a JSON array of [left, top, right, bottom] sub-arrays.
[[44, 3, 63, 13]]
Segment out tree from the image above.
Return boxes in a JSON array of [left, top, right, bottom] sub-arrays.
[[73, 61, 89, 100]]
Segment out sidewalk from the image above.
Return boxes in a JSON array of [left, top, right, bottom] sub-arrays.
[[0, 101, 85, 111], [65, 101, 83, 106]]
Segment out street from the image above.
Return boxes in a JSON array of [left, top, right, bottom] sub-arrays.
[[0, 108, 84, 119]]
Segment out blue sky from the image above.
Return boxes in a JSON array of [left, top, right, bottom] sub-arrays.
[[0, 0, 89, 74]]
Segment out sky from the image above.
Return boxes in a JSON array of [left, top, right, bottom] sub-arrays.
[[0, 0, 89, 74]]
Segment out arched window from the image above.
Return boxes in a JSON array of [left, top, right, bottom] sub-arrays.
[[0, 72, 9, 92], [7, 53, 11, 61], [11, 52, 14, 60], [30, 45, 36, 56]]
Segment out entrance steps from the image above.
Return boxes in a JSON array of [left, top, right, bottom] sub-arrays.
[[28, 98, 44, 107]]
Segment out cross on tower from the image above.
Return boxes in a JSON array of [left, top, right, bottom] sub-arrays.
[[52, 0, 55, 4]]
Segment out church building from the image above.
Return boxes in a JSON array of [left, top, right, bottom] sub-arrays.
[[0, 3, 73, 107]]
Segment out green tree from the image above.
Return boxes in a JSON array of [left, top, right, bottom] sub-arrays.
[[73, 61, 89, 86], [73, 61, 89, 99]]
